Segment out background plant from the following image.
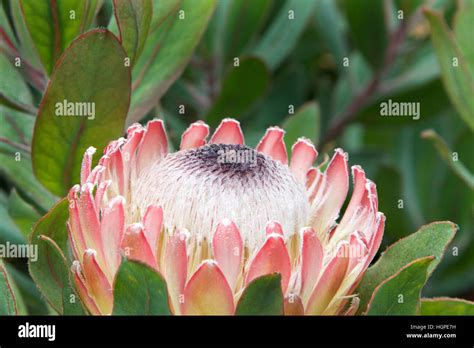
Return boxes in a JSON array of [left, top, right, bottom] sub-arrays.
[[0, 0, 472, 315]]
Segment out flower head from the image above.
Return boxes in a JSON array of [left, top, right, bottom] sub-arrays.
[[68, 118, 385, 315]]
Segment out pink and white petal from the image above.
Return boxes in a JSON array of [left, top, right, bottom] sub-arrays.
[[72, 255, 101, 315], [121, 223, 158, 270], [82, 249, 113, 315], [338, 166, 367, 228], [305, 243, 350, 315], [310, 148, 349, 235], [180, 121, 210, 150], [80, 147, 96, 185], [164, 230, 188, 314], [307, 170, 326, 203], [245, 234, 291, 293], [284, 295, 305, 315], [290, 138, 318, 183], [182, 260, 234, 315], [210, 118, 244, 145], [256, 127, 288, 164], [105, 149, 125, 195], [212, 219, 243, 290], [344, 297, 360, 316], [143, 205, 163, 257], [68, 186, 86, 259], [100, 196, 125, 277], [347, 232, 368, 274], [94, 179, 110, 209], [122, 127, 145, 164], [136, 119, 168, 173], [300, 227, 323, 303], [126, 123, 144, 137], [265, 221, 284, 237], [77, 184, 105, 266], [365, 213, 385, 268], [306, 167, 318, 189]]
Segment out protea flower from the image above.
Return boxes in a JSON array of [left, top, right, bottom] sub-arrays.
[[68, 118, 385, 315]]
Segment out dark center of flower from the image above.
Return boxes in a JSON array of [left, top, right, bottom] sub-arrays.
[[182, 144, 274, 179]]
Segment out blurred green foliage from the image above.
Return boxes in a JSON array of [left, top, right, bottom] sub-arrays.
[[0, 0, 473, 314]]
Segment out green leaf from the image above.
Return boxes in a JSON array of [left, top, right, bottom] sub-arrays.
[[424, 8, 474, 130], [112, 259, 171, 315], [0, 53, 33, 112], [8, 189, 41, 239], [313, 0, 348, 68], [0, 153, 57, 213], [0, 53, 36, 153], [235, 274, 283, 315], [0, 260, 18, 315], [454, 0, 474, 74], [113, 0, 152, 66], [421, 129, 474, 190], [4, 264, 50, 315], [251, 0, 316, 70], [366, 257, 434, 315], [281, 101, 320, 154], [0, 191, 27, 245], [357, 221, 457, 313], [32, 29, 131, 197], [341, 0, 388, 68], [19, 0, 102, 74], [421, 297, 474, 315], [9, 0, 43, 71], [28, 198, 80, 314], [206, 57, 269, 126], [222, 0, 272, 60], [129, 0, 216, 124]]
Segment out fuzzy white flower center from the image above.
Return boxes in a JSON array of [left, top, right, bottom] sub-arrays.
[[132, 144, 309, 250]]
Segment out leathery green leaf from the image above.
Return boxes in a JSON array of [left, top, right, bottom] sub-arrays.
[[341, 0, 388, 68], [366, 257, 434, 315], [235, 274, 283, 315], [251, 0, 316, 70], [113, 0, 153, 66], [20, 0, 103, 74], [0, 260, 18, 315], [424, 8, 474, 130], [28, 198, 84, 314], [421, 297, 474, 315], [32, 29, 131, 196], [129, 0, 216, 124], [113, 259, 171, 315], [357, 221, 457, 313]]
